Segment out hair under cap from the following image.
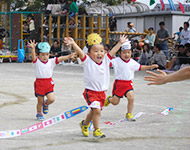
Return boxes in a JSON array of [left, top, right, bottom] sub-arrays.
[[38, 42, 50, 53], [121, 40, 131, 50]]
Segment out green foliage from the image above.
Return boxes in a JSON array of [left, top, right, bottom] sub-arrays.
[[96, 0, 122, 5], [6, 0, 49, 12]]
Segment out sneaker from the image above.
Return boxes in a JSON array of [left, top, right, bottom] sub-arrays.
[[93, 128, 106, 138], [126, 113, 136, 121], [104, 96, 111, 107], [36, 114, 44, 121], [80, 120, 90, 137], [43, 100, 48, 114]]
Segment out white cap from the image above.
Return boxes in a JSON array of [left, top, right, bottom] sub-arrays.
[[121, 40, 131, 50]]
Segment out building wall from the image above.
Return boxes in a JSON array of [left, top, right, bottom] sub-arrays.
[[116, 12, 190, 37]]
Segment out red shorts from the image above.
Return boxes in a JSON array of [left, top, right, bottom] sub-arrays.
[[112, 80, 133, 98], [34, 78, 54, 97], [83, 89, 106, 109]]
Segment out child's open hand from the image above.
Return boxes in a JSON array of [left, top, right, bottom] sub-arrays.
[[27, 40, 37, 49], [119, 35, 128, 44], [70, 52, 76, 60], [64, 37, 75, 46], [151, 64, 159, 69]]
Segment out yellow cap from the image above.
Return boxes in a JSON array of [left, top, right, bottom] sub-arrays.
[[87, 33, 102, 46]]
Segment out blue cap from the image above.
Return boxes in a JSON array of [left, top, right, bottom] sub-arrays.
[[38, 42, 50, 53], [109, 12, 114, 17]]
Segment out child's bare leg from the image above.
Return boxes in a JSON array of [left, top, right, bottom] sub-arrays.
[[110, 95, 120, 105], [92, 108, 101, 130], [125, 90, 134, 113], [84, 109, 93, 125], [46, 92, 55, 105], [37, 96, 44, 113]]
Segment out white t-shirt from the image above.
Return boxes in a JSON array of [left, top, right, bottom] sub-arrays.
[[81, 53, 112, 91], [33, 57, 59, 78], [111, 57, 141, 81]]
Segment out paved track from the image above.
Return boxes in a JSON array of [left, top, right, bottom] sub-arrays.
[[0, 63, 190, 150]]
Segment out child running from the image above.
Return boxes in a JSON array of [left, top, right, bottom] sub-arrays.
[[28, 40, 75, 121], [64, 33, 127, 138], [104, 40, 158, 121]]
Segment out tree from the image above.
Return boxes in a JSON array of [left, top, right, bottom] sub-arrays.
[[6, 0, 54, 12]]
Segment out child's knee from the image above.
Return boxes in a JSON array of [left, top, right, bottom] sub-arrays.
[[48, 98, 55, 104], [93, 108, 101, 116], [112, 100, 119, 105], [111, 96, 120, 105]]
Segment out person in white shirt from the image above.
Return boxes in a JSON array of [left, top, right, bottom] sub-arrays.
[[64, 33, 127, 138], [104, 40, 158, 121], [27, 15, 36, 41], [27, 40, 75, 121], [180, 22, 190, 45]]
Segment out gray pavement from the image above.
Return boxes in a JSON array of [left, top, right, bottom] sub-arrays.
[[0, 63, 190, 150]]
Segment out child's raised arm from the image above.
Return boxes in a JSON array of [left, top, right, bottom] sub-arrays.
[[140, 64, 158, 71], [28, 40, 38, 62], [57, 52, 76, 62], [109, 35, 127, 57], [64, 37, 85, 60]]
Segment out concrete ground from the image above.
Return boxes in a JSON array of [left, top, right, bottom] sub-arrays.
[[0, 63, 190, 150]]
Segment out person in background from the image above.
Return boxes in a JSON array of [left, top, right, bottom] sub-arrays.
[[151, 44, 166, 70], [173, 26, 183, 44], [157, 21, 170, 58], [68, 0, 78, 25], [109, 13, 117, 31], [144, 27, 156, 49], [138, 43, 152, 65], [50, 40, 61, 58], [180, 22, 190, 46], [27, 14, 36, 41], [125, 22, 136, 33], [168, 45, 189, 71], [131, 40, 141, 61]]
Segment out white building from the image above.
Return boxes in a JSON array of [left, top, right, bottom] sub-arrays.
[[86, 2, 190, 36]]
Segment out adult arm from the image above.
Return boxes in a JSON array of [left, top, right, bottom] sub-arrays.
[[144, 67, 190, 85]]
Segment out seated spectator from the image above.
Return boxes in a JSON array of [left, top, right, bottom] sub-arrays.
[[168, 45, 189, 71], [173, 26, 183, 44], [151, 44, 166, 70], [68, 0, 78, 25], [125, 22, 136, 33], [144, 27, 156, 49], [138, 43, 152, 65], [50, 40, 61, 58], [104, 44, 111, 53], [132, 40, 141, 61], [180, 22, 190, 46]]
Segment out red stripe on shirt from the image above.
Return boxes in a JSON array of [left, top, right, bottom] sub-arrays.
[[33, 58, 37, 63], [107, 53, 113, 60], [80, 55, 87, 62], [138, 65, 141, 71], [55, 57, 59, 64]]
